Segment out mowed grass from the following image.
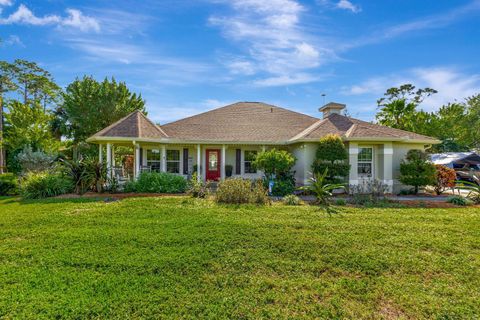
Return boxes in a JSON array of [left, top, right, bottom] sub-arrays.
[[0, 197, 479, 319]]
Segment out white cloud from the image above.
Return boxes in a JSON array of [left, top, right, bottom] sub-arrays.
[[1, 34, 24, 47], [62, 9, 100, 32], [343, 67, 480, 111], [336, 0, 361, 13], [344, 0, 480, 49], [0, 0, 12, 6], [209, 0, 327, 86], [0, 4, 99, 32]]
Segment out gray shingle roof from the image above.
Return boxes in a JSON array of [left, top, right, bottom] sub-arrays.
[[88, 102, 438, 143], [92, 111, 168, 139]]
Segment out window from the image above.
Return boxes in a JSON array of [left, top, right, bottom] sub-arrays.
[[357, 147, 373, 177], [167, 150, 180, 174], [147, 149, 161, 172], [244, 150, 257, 174]]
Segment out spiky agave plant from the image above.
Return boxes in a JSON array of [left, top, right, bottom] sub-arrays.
[[299, 169, 345, 205]]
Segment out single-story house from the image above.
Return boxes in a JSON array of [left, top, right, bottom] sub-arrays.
[[87, 102, 439, 193]]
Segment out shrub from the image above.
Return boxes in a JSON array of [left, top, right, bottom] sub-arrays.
[[446, 195, 472, 206], [253, 149, 296, 179], [398, 189, 416, 196], [283, 194, 301, 206], [349, 179, 389, 204], [215, 178, 269, 205], [298, 169, 345, 205], [61, 158, 106, 194], [187, 173, 208, 198], [264, 172, 296, 197], [399, 150, 436, 194], [456, 181, 480, 204], [124, 172, 187, 193], [312, 134, 350, 183], [20, 172, 73, 199], [433, 165, 456, 195], [0, 173, 18, 196], [335, 198, 347, 206], [16, 146, 55, 173], [254, 149, 296, 196]]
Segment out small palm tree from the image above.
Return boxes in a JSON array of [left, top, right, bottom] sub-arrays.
[[299, 169, 345, 205], [456, 180, 480, 204]]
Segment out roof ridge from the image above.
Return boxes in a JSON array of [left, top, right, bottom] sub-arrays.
[[138, 111, 169, 138], [162, 101, 319, 127], [93, 112, 137, 137], [344, 123, 357, 138], [289, 118, 326, 141]]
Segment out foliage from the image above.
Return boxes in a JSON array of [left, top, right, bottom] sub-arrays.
[[58, 76, 146, 144], [264, 171, 296, 197], [16, 145, 55, 173], [298, 169, 345, 205], [376, 84, 437, 131], [0, 173, 18, 195], [312, 134, 349, 183], [20, 172, 73, 199], [349, 179, 389, 205], [4, 101, 59, 154], [124, 172, 187, 194], [1, 197, 480, 318], [253, 148, 296, 180], [215, 178, 269, 205], [399, 150, 436, 194], [433, 165, 456, 195], [61, 158, 107, 194], [283, 194, 301, 206], [334, 198, 347, 206], [446, 195, 471, 206], [187, 172, 208, 198], [456, 181, 480, 204]]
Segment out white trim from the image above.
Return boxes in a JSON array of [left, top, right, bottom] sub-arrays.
[[106, 143, 112, 180], [197, 144, 201, 181], [98, 144, 103, 164]]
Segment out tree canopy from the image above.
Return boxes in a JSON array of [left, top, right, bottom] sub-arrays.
[[58, 76, 146, 143]]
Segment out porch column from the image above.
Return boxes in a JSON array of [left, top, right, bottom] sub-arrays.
[[197, 144, 201, 181], [262, 145, 266, 152], [111, 146, 116, 167], [98, 144, 103, 164], [106, 143, 112, 180], [348, 142, 358, 187], [161, 145, 166, 172], [221, 145, 226, 180], [383, 142, 394, 193], [134, 143, 140, 179]]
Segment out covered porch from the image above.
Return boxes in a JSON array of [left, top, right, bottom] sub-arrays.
[[97, 141, 268, 183]]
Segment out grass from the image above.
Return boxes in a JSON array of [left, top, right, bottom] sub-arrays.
[[0, 196, 479, 319]]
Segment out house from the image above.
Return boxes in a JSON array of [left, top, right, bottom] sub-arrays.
[[87, 102, 439, 193]]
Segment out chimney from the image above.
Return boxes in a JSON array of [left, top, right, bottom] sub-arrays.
[[319, 102, 345, 118]]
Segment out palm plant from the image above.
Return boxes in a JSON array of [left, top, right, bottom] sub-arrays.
[[299, 169, 345, 205], [455, 180, 480, 204]]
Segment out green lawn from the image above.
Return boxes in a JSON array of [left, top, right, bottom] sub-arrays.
[[0, 197, 479, 319]]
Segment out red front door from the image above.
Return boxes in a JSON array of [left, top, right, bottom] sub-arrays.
[[206, 149, 221, 181]]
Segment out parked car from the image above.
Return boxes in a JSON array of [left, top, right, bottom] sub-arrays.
[[431, 152, 480, 185]]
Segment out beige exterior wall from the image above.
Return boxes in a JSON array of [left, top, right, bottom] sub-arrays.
[[120, 141, 430, 193]]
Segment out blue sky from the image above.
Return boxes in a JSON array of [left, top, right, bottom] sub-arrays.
[[1, 0, 480, 123]]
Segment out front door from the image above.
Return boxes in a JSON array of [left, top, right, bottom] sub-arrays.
[[206, 149, 221, 181]]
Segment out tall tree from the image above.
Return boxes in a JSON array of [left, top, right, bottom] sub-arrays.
[[376, 84, 437, 131], [0, 62, 18, 174], [58, 76, 146, 145]]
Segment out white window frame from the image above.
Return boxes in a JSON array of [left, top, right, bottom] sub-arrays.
[[146, 149, 161, 172], [243, 150, 257, 174], [166, 149, 181, 174], [357, 147, 374, 179]]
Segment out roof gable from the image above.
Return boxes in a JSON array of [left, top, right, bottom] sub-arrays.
[[92, 111, 168, 139]]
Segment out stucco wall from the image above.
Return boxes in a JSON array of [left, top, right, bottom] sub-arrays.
[[391, 143, 426, 193]]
